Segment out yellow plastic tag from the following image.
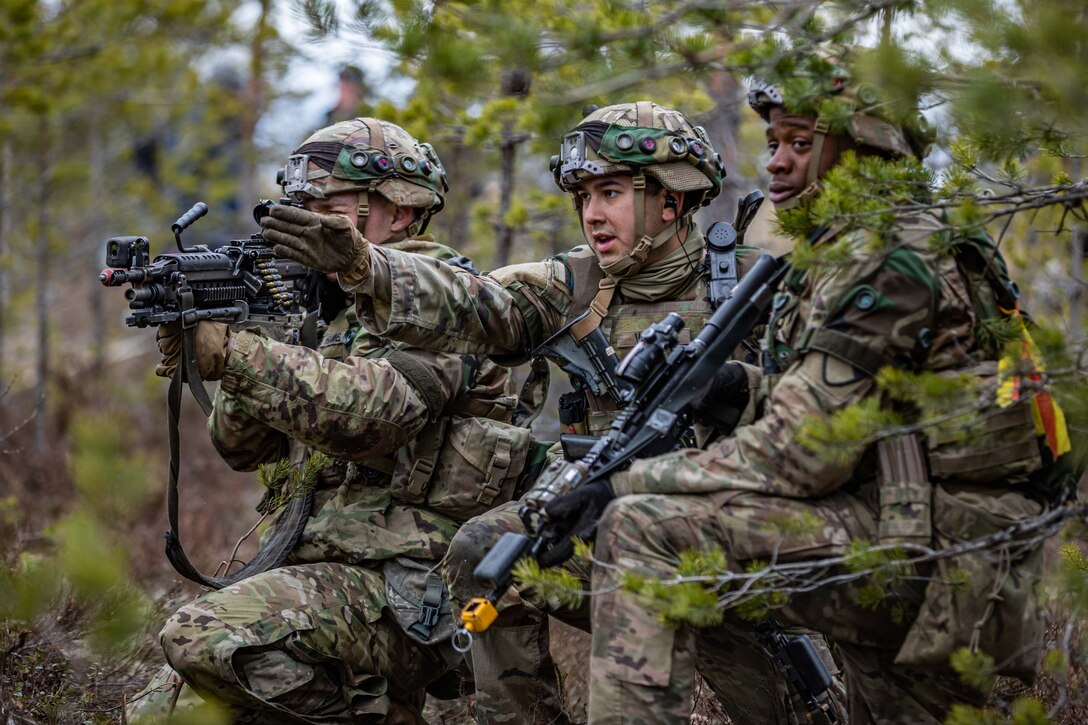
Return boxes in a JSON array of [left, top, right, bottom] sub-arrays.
[[462, 598, 499, 633]]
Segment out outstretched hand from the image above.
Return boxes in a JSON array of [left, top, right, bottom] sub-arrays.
[[260, 205, 371, 278]]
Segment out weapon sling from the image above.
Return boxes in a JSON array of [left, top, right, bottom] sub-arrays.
[[163, 302, 312, 589]]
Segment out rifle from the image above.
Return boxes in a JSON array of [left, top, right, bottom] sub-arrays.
[[100, 201, 321, 589], [454, 250, 837, 721], [457, 251, 786, 636]]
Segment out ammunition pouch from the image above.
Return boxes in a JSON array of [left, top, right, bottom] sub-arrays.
[[895, 483, 1045, 681], [926, 401, 1042, 485], [925, 364, 1043, 486], [390, 416, 534, 523], [876, 434, 932, 546]]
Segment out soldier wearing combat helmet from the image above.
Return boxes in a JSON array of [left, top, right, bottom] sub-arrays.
[[126, 118, 535, 723], [567, 46, 1063, 723], [277, 101, 844, 723], [747, 47, 934, 209]]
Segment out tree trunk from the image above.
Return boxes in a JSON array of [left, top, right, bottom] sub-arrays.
[[1072, 226, 1083, 335], [441, 130, 471, 246], [89, 115, 107, 378], [238, 0, 271, 230], [34, 128, 52, 452], [0, 141, 9, 383], [698, 69, 743, 226], [495, 119, 517, 269]]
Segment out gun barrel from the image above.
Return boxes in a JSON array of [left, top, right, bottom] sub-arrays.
[[100, 267, 151, 286]]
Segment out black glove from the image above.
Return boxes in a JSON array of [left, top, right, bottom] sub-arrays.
[[693, 361, 750, 433], [537, 479, 615, 567]]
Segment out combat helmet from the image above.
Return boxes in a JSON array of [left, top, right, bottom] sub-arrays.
[[279, 117, 449, 234], [550, 101, 725, 277], [748, 46, 933, 208]]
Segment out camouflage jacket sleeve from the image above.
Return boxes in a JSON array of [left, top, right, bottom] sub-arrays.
[[207, 386, 288, 471], [209, 329, 465, 465], [616, 217, 965, 498], [352, 246, 572, 361]]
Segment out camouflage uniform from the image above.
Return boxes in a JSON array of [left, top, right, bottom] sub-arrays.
[[350, 103, 843, 724], [128, 121, 526, 724], [583, 57, 1052, 724]]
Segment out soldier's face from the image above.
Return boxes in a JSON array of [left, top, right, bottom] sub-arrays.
[[765, 107, 851, 203], [765, 108, 819, 204], [576, 175, 677, 267]]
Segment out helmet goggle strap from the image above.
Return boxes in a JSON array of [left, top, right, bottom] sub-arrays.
[[281, 154, 329, 202], [808, 117, 830, 188]]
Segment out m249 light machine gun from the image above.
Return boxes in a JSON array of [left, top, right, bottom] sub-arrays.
[[100, 201, 317, 411], [99, 201, 320, 590]]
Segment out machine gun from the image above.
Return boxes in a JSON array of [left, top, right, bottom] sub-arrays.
[[100, 200, 318, 410], [99, 201, 320, 589]]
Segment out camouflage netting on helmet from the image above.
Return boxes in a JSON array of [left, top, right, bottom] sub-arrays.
[[552, 101, 724, 211], [747, 45, 935, 160], [281, 117, 449, 215]]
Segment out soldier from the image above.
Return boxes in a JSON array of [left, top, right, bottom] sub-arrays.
[[548, 49, 1063, 723], [276, 101, 844, 723], [127, 118, 536, 723]]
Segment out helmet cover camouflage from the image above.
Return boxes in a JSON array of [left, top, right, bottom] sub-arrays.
[[552, 101, 724, 212], [747, 47, 933, 160], [281, 118, 449, 213]]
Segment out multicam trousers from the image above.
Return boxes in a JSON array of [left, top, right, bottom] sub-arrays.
[[590, 488, 992, 724], [126, 562, 450, 724], [443, 500, 844, 724]]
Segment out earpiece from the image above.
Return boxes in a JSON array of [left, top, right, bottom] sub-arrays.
[[664, 196, 679, 210]]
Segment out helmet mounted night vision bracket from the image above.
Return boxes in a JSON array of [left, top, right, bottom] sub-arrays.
[[281, 154, 328, 202], [559, 131, 604, 188]]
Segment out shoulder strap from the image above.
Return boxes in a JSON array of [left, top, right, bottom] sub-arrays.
[[164, 366, 313, 589], [563, 247, 607, 319], [384, 349, 449, 417]]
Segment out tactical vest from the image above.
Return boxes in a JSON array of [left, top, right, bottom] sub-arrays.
[[545, 235, 746, 437], [764, 222, 1047, 508], [310, 250, 531, 525]]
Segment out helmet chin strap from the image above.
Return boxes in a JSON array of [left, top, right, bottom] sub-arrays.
[[598, 173, 682, 279], [773, 117, 829, 211]]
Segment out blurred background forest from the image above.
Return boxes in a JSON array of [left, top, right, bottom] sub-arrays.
[[1, 0, 1087, 722]]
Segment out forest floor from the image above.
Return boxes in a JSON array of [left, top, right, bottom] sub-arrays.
[[1, 346, 1087, 724]]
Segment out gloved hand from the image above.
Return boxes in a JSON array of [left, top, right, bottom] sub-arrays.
[[538, 479, 616, 567], [260, 205, 371, 278], [155, 321, 232, 381], [693, 361, 750, 433]]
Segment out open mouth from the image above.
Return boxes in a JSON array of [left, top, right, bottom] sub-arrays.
[[592, 234, 617, 253]]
